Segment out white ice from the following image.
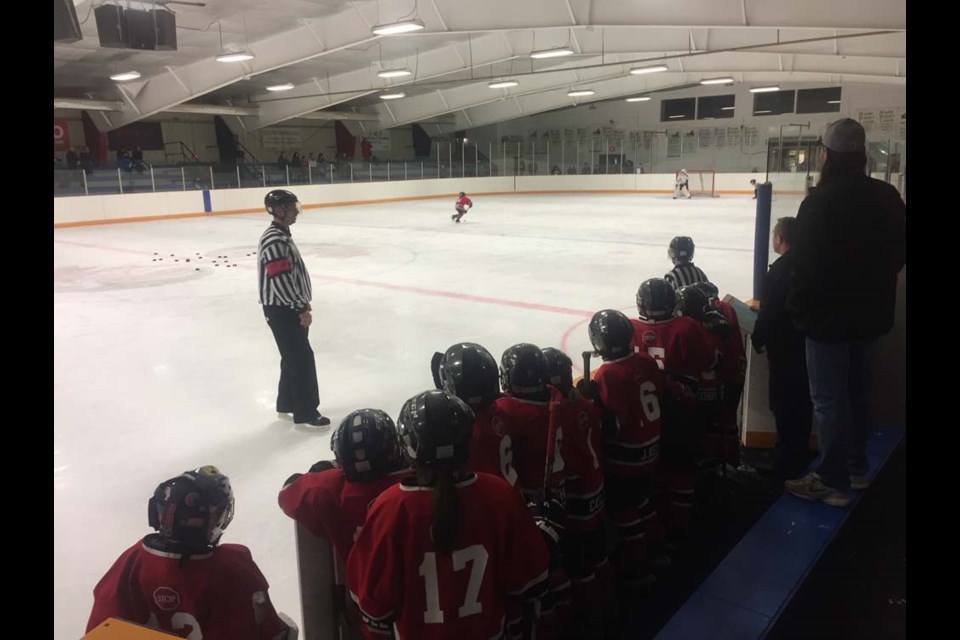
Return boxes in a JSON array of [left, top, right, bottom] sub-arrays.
[[55, 193, 797, 639]]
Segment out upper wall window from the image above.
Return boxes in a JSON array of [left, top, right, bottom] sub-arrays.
[[697, 94, 735, 119], [661, 97, 696, 122], [796, 87, 842, 114], [753, 90, 796, 116]]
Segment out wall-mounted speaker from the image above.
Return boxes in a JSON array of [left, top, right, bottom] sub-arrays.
[[54, 0, 83, 43], [94, 4, 128, 49], [126, 9, 178, 51]]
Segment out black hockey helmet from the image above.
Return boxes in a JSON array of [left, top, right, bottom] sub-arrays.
[[397, 390, 475, 468], [458, 191, 466, 197], [636, 278, 677, 321], [676, 285, 710, 320], [668, 236, 695, 264], [438, 343, 501, 410], [264, 189, 300, 215], [588, 310, 634, 359], [499, 344, 548, 396], [148, 465, 235, 549], [331, 409, 403, 482], [691, 281, 720, 303], [541, 348, 574, 394]]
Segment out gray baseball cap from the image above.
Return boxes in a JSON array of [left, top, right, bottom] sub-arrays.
[[821, 118, 865, 153]]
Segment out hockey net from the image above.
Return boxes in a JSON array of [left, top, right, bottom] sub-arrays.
[[677, 169, 718, 197]]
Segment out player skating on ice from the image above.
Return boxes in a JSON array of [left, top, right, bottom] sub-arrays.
[[452, 191, 473, 223], [674, 169, 692, 199]]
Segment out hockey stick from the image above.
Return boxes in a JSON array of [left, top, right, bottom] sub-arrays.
[[581, 351, 593, 385], [543, 384, 563, 507]]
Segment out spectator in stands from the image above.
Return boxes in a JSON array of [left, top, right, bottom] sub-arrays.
[[79, 148, 93, 175], [637, 162, 644, 174], [785, 118, 906, 507], [317, 152, 326, 164], [625, 160, 634, 173], [306, 153, 316, 169], [131, 146, 145, 173], [361, 138, 372, 161], [54, 153, 63, 168], [582, 162, 591, 174], [551, 165, 562, 175], [277, 151, 288, 170], [66, 148, 78, 170], [752, 217, 813, 480], [750, 179, 758, 199], [291, 151, 301, 168], [117, 147, 132, 172]]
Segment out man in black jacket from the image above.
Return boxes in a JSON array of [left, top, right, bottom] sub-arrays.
[[753, 217, 812, 480], [785, 118, 906, 507]]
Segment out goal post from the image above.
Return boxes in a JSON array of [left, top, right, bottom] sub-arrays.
[[677, 169, 718, 197]]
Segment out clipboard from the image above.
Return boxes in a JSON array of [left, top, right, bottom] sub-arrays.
[[722, 294, 758, 334]]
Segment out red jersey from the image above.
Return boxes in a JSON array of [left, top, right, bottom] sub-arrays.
[[555, 394, 605, 531], [346, 473, 550, 640], [456, 196, 473, 208], [594, 352, 665, 477], [278, 467, 411, 565], [468, 402, 519, 488], [631, 316, 718, 402], [491, 395, 565, 501], [713, 300, 747, 390], [87, 537, 287, 640]]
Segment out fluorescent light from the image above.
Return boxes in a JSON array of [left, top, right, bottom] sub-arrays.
[[488, 80, 519, 89], [625, 96, 651, 102], [371, 19, 425, 35], [755, 110, 772, 114], [531, 47, 574, 59], [266, 83, 295, 92], [109, 71, 141, 82], [380, 92, 406, 100], [668, 114, 686, 119], [700, 77, 734, 85], [750, 85, 780, 93], [216, 51, 255, 63], [629, 65, 668, 75], [721, 106, 735, 110], [377, 69, 412, 78], [567, 89, 595, 97], [827, 99, 841, 104], [880, 149, 888, 155]]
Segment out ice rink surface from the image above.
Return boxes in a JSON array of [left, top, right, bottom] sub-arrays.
[[54, 192, 796, 638]]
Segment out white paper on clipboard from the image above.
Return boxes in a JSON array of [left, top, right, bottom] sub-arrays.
[[722, 294, 758, 334]]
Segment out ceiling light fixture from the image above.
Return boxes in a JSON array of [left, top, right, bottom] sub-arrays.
[[721, 106, 735, 110], [371, 19, 425, 35], [668, 114, 686, 119], [109, 71, 141, 82], [625, 96, 651, 102], [266, 83, 295, 92], [380, 92, 406, 100], [567, 89, 595, 97], [827, 99, 841, 104], [216, 51, 255, 63], [488, 80, 519, 89], [377, 69, 413, 78], [750, 86, 780, 93], [531, 47, 574, 59], [629, 65, 668, 75], [755, 110, 772, 114], [700, 77, 734, 85]]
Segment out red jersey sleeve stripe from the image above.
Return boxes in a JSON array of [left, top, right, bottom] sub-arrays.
[[265, 259, 292, 277]]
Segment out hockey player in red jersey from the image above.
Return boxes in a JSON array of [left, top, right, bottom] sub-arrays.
[[278, 409, 410, 565], [580, 310, 669, 589], [452, 191, 473, 223], [433, 342, 517, 486], [87, 465, 293, 640], [692, 281, 747, 452], [543, 347, 615, 640], [346, 390, 550, 640]]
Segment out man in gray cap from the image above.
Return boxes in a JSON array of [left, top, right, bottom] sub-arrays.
[[784, 118, 906, 506]]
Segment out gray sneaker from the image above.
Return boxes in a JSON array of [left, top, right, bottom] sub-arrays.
[[784, 473, 851, 507], [850, 475, 871, 490]]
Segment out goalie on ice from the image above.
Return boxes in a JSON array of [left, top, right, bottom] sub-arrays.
[[674, 169, 692, 199]]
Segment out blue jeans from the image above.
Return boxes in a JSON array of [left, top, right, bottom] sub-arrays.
[[805, 338, 878, 491]]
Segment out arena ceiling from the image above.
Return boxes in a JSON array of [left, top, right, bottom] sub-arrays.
[[54, 0, 906, 134]]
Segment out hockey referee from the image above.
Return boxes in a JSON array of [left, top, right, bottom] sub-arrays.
[[664, 236, 710, 290], [258, 189, 330, 428]]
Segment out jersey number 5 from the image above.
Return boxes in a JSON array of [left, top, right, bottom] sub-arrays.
[[419, 545, 489, 623]]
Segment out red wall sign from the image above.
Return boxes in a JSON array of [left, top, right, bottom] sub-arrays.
[[54, 119, 70, 151]]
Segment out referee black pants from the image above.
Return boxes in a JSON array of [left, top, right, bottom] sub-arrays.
[[264, 306, 320, 423]]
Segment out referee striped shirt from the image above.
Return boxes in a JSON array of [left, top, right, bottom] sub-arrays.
[[664, 263, 709, 290], [258, 222, 312, 311]]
